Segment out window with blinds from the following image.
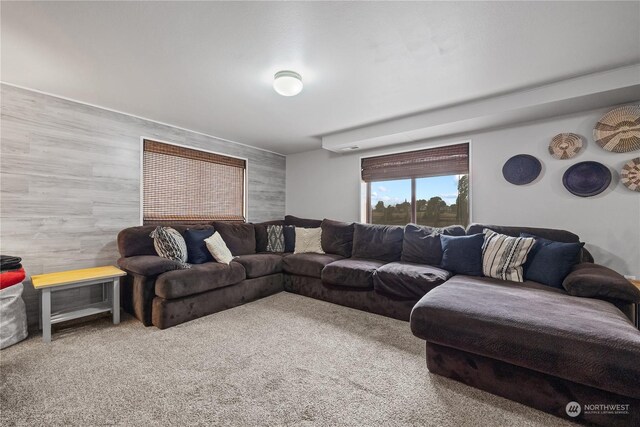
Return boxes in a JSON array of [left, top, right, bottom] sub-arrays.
[[361, 143, 470, 227], [142, 140, 246, 224]]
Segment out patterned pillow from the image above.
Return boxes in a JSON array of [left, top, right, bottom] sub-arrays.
[[266, 225, 285, 252], [204, 232, 235, 264], [149, 227, 190, 269], [294, 227, 324, 254], [482, 229, 535, 282]]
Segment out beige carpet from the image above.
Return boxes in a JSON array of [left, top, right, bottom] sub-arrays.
[[1, 292, 573, 426]]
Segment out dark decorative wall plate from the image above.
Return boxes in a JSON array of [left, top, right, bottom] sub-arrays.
[[502, 154, 542, 185], [562, 161, 611, 197]]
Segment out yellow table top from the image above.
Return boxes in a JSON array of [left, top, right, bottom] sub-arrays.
[[31, 266, 126, 289]]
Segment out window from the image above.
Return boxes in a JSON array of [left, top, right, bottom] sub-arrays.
[[142, 139, 246, 224], [362, 143, 469, 227]]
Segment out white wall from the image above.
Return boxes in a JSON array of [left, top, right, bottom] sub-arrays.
[[287, 105, 640, 277]]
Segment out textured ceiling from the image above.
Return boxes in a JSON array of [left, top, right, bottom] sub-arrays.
[[2, 1, 639, 154]]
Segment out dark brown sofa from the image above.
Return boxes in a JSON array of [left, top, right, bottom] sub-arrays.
[[117, 217, 640, 426]]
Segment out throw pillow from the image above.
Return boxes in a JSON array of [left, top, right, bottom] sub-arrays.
[[520, 233, 584, 288], [149, 227, 190, 269], [183, 228, 215, 264], [266, 225, 285, 252], [294, 227, 324, 254], [283, 226, 295, 253], [204, 232, 235, 264], [482, 229, 535, 282], [440, 233, 484, 276]]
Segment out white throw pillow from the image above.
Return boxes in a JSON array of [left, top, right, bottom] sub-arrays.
[[205, 232, 235, 264], [294, 227, 324, 254], [482, 229, 535, 282]]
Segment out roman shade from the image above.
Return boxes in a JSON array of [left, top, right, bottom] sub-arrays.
[[143, 140, 246, 223], [361, 143, 469, 182]]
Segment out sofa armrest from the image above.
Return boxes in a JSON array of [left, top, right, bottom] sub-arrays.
[[117, 256, 182, 277], [562, 263, 640, 303]]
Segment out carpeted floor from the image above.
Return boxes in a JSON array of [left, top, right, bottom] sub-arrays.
[[1, 292, 573, 426]]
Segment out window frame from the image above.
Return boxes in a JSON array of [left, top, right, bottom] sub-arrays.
[[139, 137, 248, 225], [360, 140, 472, 225]]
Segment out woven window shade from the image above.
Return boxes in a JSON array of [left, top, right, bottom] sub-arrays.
[[361, 143, 469, 182], [143, 140, 246, 223]]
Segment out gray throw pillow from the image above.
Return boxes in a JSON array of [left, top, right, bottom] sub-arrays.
[[266, 225, 285, 252], [149, 226, 190, 269]]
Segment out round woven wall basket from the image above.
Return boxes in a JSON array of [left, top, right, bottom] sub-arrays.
[[621, 157, 640, 192], [548, 133, 583, 159], [593, 105, 640, 153]]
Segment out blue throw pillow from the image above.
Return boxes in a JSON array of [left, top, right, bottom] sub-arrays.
[[440, 233, 484, 276], [283, 225, 295, 253], [184, 228, 215, 264], [520, 233, 584, 288]]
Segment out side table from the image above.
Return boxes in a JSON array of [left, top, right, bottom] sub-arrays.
[[31, 266, 126, 343]]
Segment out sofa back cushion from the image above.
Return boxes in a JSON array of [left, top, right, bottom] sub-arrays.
[[212, 222, 256, 256], [402, 224, 466, 266], [117, 224, 214, 257], [352, 223, 404, 262], [467, 223, 578, 243], [321, 219, 355, 258], [284, 215, 322, 228]]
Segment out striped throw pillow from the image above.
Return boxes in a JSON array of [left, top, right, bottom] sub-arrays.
[[482, 229, 535, 282], [150, 227, 190, 269]]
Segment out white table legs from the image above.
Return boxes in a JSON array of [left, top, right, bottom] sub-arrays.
[[42, 289, 51, 343], [112, 278, 120, 325], [40, 277, 120, 343]]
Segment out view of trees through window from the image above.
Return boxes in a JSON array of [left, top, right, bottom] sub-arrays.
[[369, 174, 469, 227]]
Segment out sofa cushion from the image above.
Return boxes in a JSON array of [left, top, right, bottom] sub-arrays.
[[401, 223, 465, 266], [253, 220, 285, 252], [184, 228, 215, 264], [118, 256, 183, 277], [233, 254, 283, 279], [440, 233, 484, 276], [212, 222, 256, 256], [284, 215, 322, 228], [155, 262, 246, 299], [563, 263, 640, 303], [410, 275, 640, 399], [321, 258, 387, 289], [374, 262, 451, 300], [321, 219, 355, 258], [282, 253, 343, 278], [351, 223, 404, 262]]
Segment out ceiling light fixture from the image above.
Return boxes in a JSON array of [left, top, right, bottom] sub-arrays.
[[273, 70, 303, 96]]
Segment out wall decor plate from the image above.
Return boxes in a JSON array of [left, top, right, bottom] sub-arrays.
[[593, 105, 640, 153], [621, 157, 640, 192], [548, 133, 583, 159], [562, 161, 611, 197], [502, 154, 542, 185]]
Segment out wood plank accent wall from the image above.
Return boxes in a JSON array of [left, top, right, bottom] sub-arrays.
[[0, 84, 286, 327]]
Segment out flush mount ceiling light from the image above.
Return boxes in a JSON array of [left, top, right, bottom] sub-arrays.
[[273, 70, 303, 96]]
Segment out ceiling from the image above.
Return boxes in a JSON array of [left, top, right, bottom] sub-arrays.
[[2, 2, 639, 155]]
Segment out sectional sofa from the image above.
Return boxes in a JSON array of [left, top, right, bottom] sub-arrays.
[[117, 216, 640, 426]]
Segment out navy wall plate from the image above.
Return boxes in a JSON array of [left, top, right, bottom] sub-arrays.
[[562, 161, 612, 197], [502, 154, 542, 185]]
